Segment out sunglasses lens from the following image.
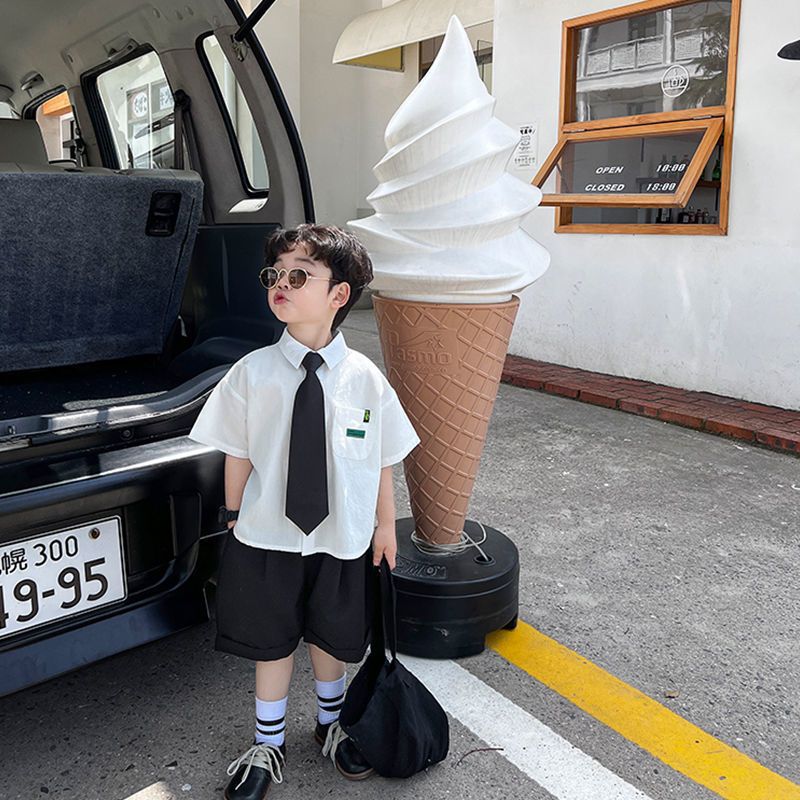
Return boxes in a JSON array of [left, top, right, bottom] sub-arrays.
[[288, 269, 307, 289], [260, 267, 278, 289]]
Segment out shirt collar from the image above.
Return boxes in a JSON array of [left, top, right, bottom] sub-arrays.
[[277, 327, 348, 371]]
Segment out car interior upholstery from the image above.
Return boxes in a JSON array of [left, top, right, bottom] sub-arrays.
[[0, 0, 308, 424]]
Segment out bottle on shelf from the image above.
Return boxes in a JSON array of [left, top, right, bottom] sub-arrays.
[[711, 157, 722, 181], [701, 208, 710, 224], [678, 208, 687, 223]]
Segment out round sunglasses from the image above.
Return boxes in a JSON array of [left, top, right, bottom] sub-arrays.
[[259, 266, 339, 291]]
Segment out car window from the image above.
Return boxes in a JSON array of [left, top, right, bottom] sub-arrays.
[[201, 34, 269, 191], [0, 101, 17, 118], [96, 51, 176, 169], [34, 91, 79, 162]]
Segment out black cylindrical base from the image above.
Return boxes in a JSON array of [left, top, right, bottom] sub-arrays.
[[392, 517, 519, 659]]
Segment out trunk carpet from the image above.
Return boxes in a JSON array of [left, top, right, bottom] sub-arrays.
[[0, 356, 179, 420]]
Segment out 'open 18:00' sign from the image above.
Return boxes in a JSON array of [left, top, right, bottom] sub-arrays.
[[556, 131, 704, 196]]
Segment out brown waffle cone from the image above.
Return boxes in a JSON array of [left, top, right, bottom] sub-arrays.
[[373, 293, 520, 545]]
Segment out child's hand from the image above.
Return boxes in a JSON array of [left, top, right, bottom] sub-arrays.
[[372, 524, 397, 570]]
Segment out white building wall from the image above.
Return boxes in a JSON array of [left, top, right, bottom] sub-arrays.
[[248, 0, 301, 124], [494, 0, 800, 408], [253, 1, 417, 226], [298, 0, 367, 225], [355, 42, 420, 216]]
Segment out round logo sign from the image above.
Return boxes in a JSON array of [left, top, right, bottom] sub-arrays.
[[132, 90, 149, 118], [661, 64, 690, 98]]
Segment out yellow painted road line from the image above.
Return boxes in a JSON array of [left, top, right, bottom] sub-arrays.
[[487, 621, 800, 800]]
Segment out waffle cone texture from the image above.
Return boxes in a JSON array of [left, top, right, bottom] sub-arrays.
[[373, 294, 519, 545]]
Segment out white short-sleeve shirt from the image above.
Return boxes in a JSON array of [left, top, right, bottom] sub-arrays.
[[187, 327, 421, 559]]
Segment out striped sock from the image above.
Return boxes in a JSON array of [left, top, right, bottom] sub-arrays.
[[316, 673, 346, 725], [255, 695, 287, 747]]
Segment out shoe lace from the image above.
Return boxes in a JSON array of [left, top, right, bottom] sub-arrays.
[[321, 720, 350, 766], [226, 742, 285, 790]]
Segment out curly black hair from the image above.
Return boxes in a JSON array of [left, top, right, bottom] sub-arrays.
[[263, 224, 374, 333]]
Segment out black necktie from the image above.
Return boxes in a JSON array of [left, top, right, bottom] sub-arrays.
[[286, 351, 329, 534]]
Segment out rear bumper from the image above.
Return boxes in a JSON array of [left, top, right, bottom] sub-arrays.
[[0, 436, 227, 696]]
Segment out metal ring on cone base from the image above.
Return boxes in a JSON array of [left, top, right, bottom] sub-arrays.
[[390, 517, 519, 659]]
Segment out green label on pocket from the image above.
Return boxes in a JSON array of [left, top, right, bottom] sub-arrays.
[[346, 428, 366, 439], [363, 409, 371, 423]]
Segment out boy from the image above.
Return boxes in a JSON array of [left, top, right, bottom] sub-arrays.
[[187, 224, 420, 800]]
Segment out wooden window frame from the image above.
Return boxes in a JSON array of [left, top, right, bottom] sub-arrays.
[[537, 117, 723, 208], [534, 0, 741, 235]]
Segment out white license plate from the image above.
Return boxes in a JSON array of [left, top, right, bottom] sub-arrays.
[[0, 517, 126, 640]]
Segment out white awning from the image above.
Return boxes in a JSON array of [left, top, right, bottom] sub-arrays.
[[333, 0, 493, 65]]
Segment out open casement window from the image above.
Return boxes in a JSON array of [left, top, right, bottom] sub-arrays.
[[537, 117, 722, 206], [534, 0, 740, 234]]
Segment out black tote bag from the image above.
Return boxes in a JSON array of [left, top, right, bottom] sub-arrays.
[[338, 558, 449, 778]]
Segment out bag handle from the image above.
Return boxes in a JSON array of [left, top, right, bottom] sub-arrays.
[[369, 557, 399, 663], [379, 558, 399, 661]]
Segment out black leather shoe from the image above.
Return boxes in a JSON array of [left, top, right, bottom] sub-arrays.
[[315, 719, 375, 780], [224, 742, 286, 800], [334, 737, 375, 781]]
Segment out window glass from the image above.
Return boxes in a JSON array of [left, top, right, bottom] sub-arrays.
[[96, 51, 176, 169], [0, 101, 17, 118], [569, 142, 722, 224], [35, 91, 78, 162], [540, 127, 715, 199], [476, 39, 493, 90], [573, 1, 733, 123], [202, 34, 269, 191]]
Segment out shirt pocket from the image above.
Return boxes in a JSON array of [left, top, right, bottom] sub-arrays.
[[331, 403, 373, 460]]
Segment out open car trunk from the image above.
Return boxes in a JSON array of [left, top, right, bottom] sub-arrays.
[[1, 1, 314, 449], [0, 222, 282, 445]]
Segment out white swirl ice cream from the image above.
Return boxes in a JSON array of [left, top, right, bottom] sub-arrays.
[[348, 15, 549, 304]]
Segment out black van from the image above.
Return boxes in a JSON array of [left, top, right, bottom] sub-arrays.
[[0, 0, 312, 695]]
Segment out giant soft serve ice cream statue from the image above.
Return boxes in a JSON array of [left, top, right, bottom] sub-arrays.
[[350, 15, 549, 554]]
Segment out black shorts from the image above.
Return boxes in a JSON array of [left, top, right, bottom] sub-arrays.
[[214, 530, 375, 663]]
